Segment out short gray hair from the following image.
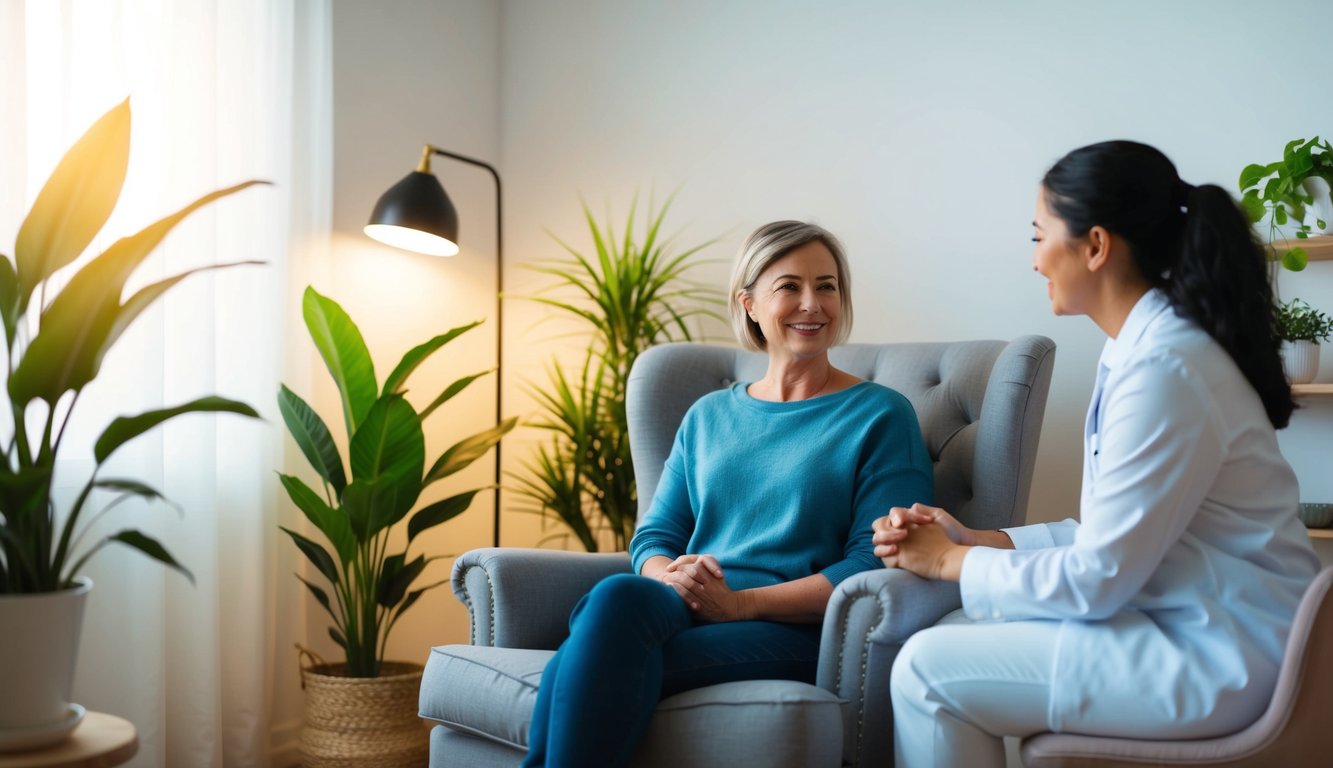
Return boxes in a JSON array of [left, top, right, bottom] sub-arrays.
[[728, 220, 853, 351]]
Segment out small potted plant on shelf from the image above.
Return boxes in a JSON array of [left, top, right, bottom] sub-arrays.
[[1276, 298, 1333, 385], [0, 99, 262, 751], [1238, 136, 1333, 272], [279, 286, 516, 767]]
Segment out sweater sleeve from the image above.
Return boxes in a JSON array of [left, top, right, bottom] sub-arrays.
[[820, 395, 935, 587], [630, 423, 695, 574]]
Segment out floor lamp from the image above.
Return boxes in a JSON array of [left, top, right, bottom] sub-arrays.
[[363, 144, 505, 548]]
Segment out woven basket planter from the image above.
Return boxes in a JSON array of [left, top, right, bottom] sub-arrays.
[[298, 652, 429, 768]]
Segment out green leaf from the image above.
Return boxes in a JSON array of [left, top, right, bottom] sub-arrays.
[[424, 417, 518, 486], [93, 478, 172, 506], [1284, 137, 1304, 161], [1239, 192, 1266, 224], [407, 490, 479, 543], [302, 286, 377, 437], [0, 256, 18, 348], [14, 99, 130, 316], [1282, 247, 1309, 272], [329, 626, 347, 650], [1290, 148, 1315, 176], [348, 396, 424, 533], [376, 553, 426, 608], [108, 530, 194, 584], [103, 261, 264, 364], [278, 385, 347, 496], [295, 573, 337, 621], [341, 476, 421, 544], [278, 474, 355, 565], [279, 526, 340, 585], [1274, 206, 1288, 226], [381, 320, 482, 396], [395, 578, 449, 620], [94, 396, 260, 464], [419, 369, 495, 420], [1238, 163, 1269, 192], [8, 181, 268, 406]]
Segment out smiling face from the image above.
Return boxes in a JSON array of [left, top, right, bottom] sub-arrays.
[[1032, 186, 1095, 317], [739, 240, 842, 362]]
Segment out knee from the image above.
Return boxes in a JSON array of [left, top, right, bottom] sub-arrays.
[[575, 574, 674, 623]]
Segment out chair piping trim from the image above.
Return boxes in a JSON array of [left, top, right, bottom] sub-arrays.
[[456, 562, 497, 647], [834, 586, 884, 767]]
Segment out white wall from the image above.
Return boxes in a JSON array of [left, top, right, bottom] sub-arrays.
[[497, 0, 1333, 545], [324, 0, 1333, 664]]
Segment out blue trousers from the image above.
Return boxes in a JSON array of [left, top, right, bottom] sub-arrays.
[[522, 573, 822, 768]]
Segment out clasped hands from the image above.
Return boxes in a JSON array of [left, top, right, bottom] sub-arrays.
[[872, 503, 973, 582], [655, 554, 755, 623]]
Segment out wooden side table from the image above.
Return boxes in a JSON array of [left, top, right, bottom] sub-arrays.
[[0, 712, 137, 768]]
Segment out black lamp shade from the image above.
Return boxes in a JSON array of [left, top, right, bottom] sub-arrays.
[[364, 170, 461, 256]]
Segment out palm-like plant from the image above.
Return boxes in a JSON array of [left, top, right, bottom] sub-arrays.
[[279, 287, 516, 676], [0, 99, 263, 594], [513, 198, 721, 551]]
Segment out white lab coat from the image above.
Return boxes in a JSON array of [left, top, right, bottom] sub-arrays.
[[960, 289, 1320, 735]]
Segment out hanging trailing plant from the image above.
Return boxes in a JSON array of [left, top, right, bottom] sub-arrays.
[[1237, 136, 1333, 272], [512, 198, 722, 552]]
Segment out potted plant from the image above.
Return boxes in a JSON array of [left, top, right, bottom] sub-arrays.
[[1276, 298, 1333, 385], [1238, 136, 1333, 271], [0, 99, 262, 750], [279, 286, 516, 767], [512, 198, 721, 551]]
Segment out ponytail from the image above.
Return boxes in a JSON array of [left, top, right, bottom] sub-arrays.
[[1170, 185, 1293, 428], [1043, 141, 1294, 428]]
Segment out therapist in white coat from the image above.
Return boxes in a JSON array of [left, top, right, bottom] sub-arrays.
[[875, 140, 1321, 767]]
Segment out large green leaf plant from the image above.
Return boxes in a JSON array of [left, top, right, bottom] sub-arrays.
[[0, 99, 263, 594], [513, 198, 722, 551], [279, 287, 517, 677]]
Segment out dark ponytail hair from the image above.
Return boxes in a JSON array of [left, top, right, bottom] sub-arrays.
[[1042, 140, 1294, 428]]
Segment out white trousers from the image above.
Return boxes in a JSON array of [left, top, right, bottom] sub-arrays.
[[891, 609, 1058, 768]]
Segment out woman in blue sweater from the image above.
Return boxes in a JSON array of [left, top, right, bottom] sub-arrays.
[[522, 220, 935, 767]]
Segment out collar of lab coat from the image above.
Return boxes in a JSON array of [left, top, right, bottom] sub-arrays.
[[1097, 287, 1173, 374]]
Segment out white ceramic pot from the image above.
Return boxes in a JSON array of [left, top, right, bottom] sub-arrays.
[[0, 578, 91, 739], [1301, 176, 1333, 235], [1282, 340, 1321, 385]]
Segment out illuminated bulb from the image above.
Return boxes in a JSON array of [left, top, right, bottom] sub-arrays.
[[364, 224, 459, 257]]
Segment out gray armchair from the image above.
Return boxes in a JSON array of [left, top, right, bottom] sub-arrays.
[[419, 337, 1056, 768]]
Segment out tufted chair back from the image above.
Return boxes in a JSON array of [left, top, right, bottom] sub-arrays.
[[627, 337, 1057, 534]]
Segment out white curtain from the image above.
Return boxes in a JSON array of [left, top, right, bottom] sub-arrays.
[[0, 2, 331, 766]]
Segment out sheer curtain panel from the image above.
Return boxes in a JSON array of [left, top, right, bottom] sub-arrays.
[[0, 2, 332, 766]]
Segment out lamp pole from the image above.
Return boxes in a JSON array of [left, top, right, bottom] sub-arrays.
[[365, 145, 505, 548]]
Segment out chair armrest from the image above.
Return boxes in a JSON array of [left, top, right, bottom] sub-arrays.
[[451, 547, 632, 649], [817, 568, 962, 768]]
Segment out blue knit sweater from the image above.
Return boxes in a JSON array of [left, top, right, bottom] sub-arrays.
[[630, 381, 934, 591]]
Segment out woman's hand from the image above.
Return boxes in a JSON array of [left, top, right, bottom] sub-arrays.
[[872, 504, 974, 582], [672, 555, 753, 623], [657, 554, 752, 622], [873, 503, 974, 557]]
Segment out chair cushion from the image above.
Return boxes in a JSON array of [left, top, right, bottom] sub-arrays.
[[421, 644, 845, 767], [420, 645, 550, 750]]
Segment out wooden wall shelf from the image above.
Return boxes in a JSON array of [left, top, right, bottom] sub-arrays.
[[1309, 528, 1333, 540], [1293, 383, 1333, 396], [1275, 234, 1333, 262]]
